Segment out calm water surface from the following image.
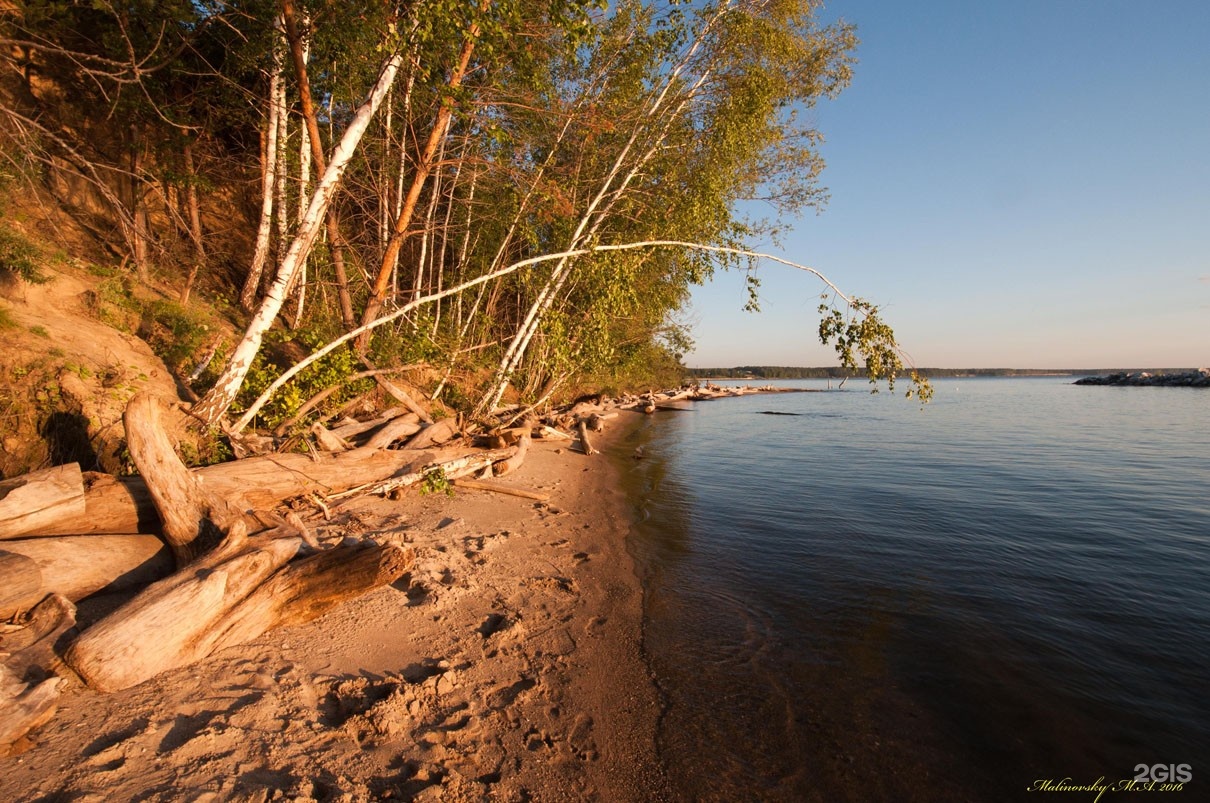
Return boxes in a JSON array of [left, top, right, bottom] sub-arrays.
[[618, 378, 1210, 802]]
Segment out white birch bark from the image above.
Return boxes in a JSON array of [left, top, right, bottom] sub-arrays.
[[475, 9, 726, 415], [239, 30, 284, 311], [194, 51, 406, 424], [230, 240, 853, 432]]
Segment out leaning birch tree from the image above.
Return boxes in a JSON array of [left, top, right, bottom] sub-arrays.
[[192, 49, 407, 424]]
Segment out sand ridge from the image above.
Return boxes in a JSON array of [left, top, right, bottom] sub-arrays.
[[2, 422, 670, 802]]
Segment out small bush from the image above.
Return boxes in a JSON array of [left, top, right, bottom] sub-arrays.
[[0, 226, 48, 285]]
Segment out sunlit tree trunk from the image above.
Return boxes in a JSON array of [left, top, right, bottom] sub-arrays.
[[193, 52, 406, 425], [281, 0, 354, 328], [179, 139, 205, 304], [474, 8, 727, 415], [240, 33, 284, 311], [129, 125, 151, 284], [358, 17, 482, 347]]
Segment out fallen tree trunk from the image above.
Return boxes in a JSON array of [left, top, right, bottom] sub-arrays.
[[59, 393, 420, 694], [0, 464, 86, 540], [0, 668, 60, 752], [328, 409, 414, 441], [63, 537, 303, 692], [0, 535, 172, 618], [403, 417, 460, 450], [123, 393, 239, 564], [361, 415, 424, 451], [453, 478, 549, 502], [577, 420, 599, 456], [3, 593, 76, 679], [310, 423, 351, 452], [1, 594, 75, 752], [39, 448, 439, 536], [0, 551, 42, 621], [329, 446, 518, 500], [492, 433, 530, 477], [209, 542, 413, 651]]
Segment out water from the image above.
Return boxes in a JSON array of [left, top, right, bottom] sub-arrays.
[[619, 378, 1210, 802]]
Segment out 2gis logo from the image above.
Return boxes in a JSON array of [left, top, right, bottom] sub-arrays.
[[1133, 764, 1192, 784]]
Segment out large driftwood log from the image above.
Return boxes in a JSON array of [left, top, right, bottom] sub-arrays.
[[61, 393, 420, 694], [310, 423, 352, 452], [210, 542, 412, 651], [403, 417, 460, 450], [361, 415, 424, 450], [63, 537, 302, 692], [123, 393, 240, 564], [0, 668, 60, 751], [1, 594, 76, 751], [40, 448, 438, 536], [3, 593, 76, 680], [329, 446, 518, 500], [0, 551, 42, 621], [0, 464, 86, 540], [577, 419, 599, 456], [328, 409, 415, 441], [493, 433, 530, 477], [0, 535, 172, 618]]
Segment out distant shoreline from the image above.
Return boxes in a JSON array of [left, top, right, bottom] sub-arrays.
[[686, 366, 1199, 381]]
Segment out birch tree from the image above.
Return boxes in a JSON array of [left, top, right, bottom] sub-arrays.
[[192, 49, 407, 424]]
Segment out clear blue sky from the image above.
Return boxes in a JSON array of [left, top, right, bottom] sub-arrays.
[[685, 0, 1210, 369]]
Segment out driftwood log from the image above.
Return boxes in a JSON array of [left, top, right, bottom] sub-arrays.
[[122, 393, 242, 564], [1, 594, 75, 752], [39, 447, 440, 536], [577, 420, 599, 456], [0, 464, 86, 540], [403, 417, 460, 450], [453, 478, 550, 502], [493, 433, 530, 477], [60, 392, 414, 693], [0, 551, 42, 621], [0, 535, 172, 619], [329, 446, 518, 500], [362, 415, 424, 451]]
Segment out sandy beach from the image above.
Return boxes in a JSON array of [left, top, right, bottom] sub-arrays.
[[1, 416, 669, 802]]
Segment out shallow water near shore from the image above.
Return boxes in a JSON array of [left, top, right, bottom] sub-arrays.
[[620, 377, 1210, 801]]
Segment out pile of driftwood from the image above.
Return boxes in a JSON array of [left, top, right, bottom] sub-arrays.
[[0, 382, 750, 750], [0, 389, 543, 751]]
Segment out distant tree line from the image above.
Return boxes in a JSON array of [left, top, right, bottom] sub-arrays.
[[684, 366, 1167, 380]]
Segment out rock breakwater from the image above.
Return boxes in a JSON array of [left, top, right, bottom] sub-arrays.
[[1074, 369, 1210, 387]]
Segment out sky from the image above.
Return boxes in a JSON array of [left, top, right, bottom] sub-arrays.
[[684, 0, 1210, 369]]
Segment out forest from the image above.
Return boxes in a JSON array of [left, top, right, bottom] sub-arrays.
[[1, 0, 925, 435]]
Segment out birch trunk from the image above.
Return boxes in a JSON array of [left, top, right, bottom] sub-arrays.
[[358, 22, 481, 344], [240, 40, 284, 311], [193, 51, 405, 425], [282, 0, 355, 328], [474, 6, 731, 415]]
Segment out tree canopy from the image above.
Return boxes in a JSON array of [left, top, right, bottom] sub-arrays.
[[0, 0, 928, 429]]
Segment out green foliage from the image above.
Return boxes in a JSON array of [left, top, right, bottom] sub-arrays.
[[0, 305, 16, 331], [0, 227, 49, 285], [419, 466, 455, 497], [233, 328, 373, 431], [137, 299, 214, 374], [818, 296, 933, 403], [86, 276, 141, 333], [0, 0, 921, 420]]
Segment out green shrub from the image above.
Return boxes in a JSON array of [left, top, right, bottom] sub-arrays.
[[0, 226, 48, 285]]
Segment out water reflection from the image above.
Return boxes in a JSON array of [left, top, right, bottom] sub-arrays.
[[620, 379, 1210, 802]]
